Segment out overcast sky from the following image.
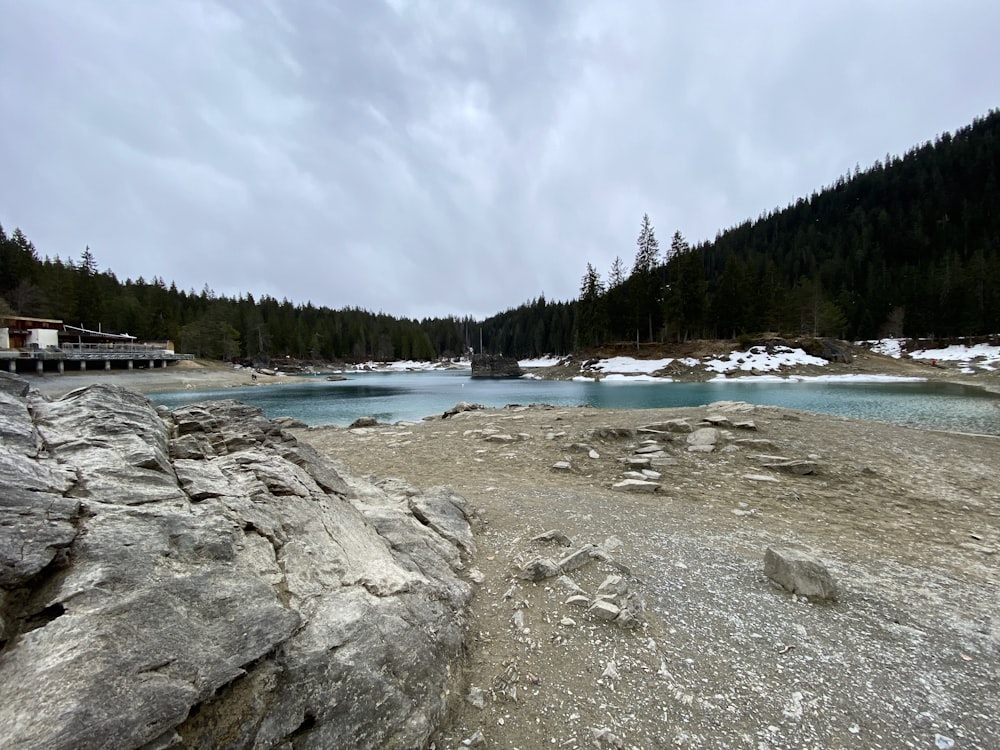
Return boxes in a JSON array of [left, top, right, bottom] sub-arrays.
[[1, 1, 997, 320]]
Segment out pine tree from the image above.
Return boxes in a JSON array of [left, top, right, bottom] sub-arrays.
[[576, 262, 606, 348], [632, 214, 660, 275], [631, 214, 661, 342]]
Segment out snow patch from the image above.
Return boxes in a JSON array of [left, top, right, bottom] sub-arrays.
[[590, 357, 674, 374], [704, 346, 827, 374]]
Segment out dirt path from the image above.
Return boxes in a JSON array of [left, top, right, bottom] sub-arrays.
[[298, 402, 1000, 749]]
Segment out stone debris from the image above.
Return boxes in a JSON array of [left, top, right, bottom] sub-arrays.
[[558, 544, 599, 571], [484, 433, 516, 443], [589, 599, 621, 620], [532, 529, 573, 546], [590, 727, 625, 748], [634, 443, 667, 455], [551, 460, 573, 472], [466, 687, 485, 709], [702, 415, 731, 427], [517, 556, 563, 581], [762, 459, 820, 475], [640, 419, 693, 433], [687, 427, 721, 449], [764, 546, 839, 601], [462, 729, 487, 746], [612, 478, 661, 493], [742, 473, 780, 482], [618, 456, 651, 468]]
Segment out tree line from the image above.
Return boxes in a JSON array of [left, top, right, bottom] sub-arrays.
[[2, 109, 998, 361], [573, 109, 1000, 348]]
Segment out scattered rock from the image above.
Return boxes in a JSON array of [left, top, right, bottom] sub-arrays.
[[348, 416, 379, 428], [612, 479, 661, 493], [443, 401, 484, 418], [687, 427, 721, 448], [517, 557, 563, 581], [764, 546, 839, 601], [532, 529, 573, 547], [762, 459, 820, 475]]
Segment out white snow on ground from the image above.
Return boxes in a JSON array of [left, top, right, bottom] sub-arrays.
[[859, 338, 1000, 372], [863, 338, 904, 358], [519, 356, 565, 368], [351, 359, 469, 372], [711, 373, 923, 383], [590, 357, 675, 374], [602, 373, 670, 383], [910, 343, 1000, 372], [704, 346, 827, 374]]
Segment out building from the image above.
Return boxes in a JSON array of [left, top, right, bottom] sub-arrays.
[[0, 316, 190, 375]]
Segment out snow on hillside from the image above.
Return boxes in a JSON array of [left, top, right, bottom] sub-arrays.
[[704, 346, 827, 374], [860, 338, 1000, 372]]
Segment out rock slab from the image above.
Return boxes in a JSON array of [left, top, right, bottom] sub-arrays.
[[0, 379, 476, 750]]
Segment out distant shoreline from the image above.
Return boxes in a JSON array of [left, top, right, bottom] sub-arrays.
[[16, 344, 1000, 402]]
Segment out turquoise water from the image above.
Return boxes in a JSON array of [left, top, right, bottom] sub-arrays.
[[149, 371, 1000, 435]]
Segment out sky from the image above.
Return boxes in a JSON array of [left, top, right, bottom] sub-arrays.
[[1, 1, 998, 321]]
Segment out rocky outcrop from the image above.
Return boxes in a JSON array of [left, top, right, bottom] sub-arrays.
[[0, 375, 476, 750], [470, 354, 523, 378]]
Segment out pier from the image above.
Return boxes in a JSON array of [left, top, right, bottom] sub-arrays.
[[1, 316, 192, 377]]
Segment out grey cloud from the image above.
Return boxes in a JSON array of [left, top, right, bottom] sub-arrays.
[[1, 0, 997, 319]]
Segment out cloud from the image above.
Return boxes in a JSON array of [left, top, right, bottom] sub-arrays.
[[1, 0, 998, 319]]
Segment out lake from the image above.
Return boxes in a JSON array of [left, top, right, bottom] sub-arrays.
[[149, 370, 1000, 436]]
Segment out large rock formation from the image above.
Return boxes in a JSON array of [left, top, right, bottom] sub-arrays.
[[470, 354, 523, 378], [0, 374, 477, 749]]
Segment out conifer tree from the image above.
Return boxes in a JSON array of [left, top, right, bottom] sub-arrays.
[[631, 213, 661, 342]]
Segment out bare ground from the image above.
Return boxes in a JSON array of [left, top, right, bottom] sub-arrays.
[[298, 401, 1000, 750]]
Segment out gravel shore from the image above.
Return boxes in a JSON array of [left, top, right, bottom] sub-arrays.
[[299, 402, 1000, 749]]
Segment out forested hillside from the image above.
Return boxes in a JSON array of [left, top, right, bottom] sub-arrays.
[[569, 109, 1000, 349], [2, 109, 998, 361]]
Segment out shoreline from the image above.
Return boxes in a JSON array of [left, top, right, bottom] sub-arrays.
[[22, 354, 1000, 401]]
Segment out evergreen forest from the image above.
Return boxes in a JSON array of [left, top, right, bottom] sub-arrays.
[[2, 109, 998, 363]]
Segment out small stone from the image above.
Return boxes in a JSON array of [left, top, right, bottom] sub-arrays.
[[558, 545, 597, 572], [589, 600, 621, 620], [560, 617, 577, 627], [485, 433, 516, 443], [564, 595, 590, 608], [597, 574, 628, 597], [462, 729, 487, 746], [517, 557, 562, 581], [551, 460, 573, 472], [466, 687, 485, 709], [687, 427, 720, 446], [532, 529, 573, 546], [742, 473, 779, 482], [764, 546, 838, 601], [612, 479, 661, 493], [762, 459, 819, 475]]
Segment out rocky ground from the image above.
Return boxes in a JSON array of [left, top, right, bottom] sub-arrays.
[[298, 401, 1000, 749]]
